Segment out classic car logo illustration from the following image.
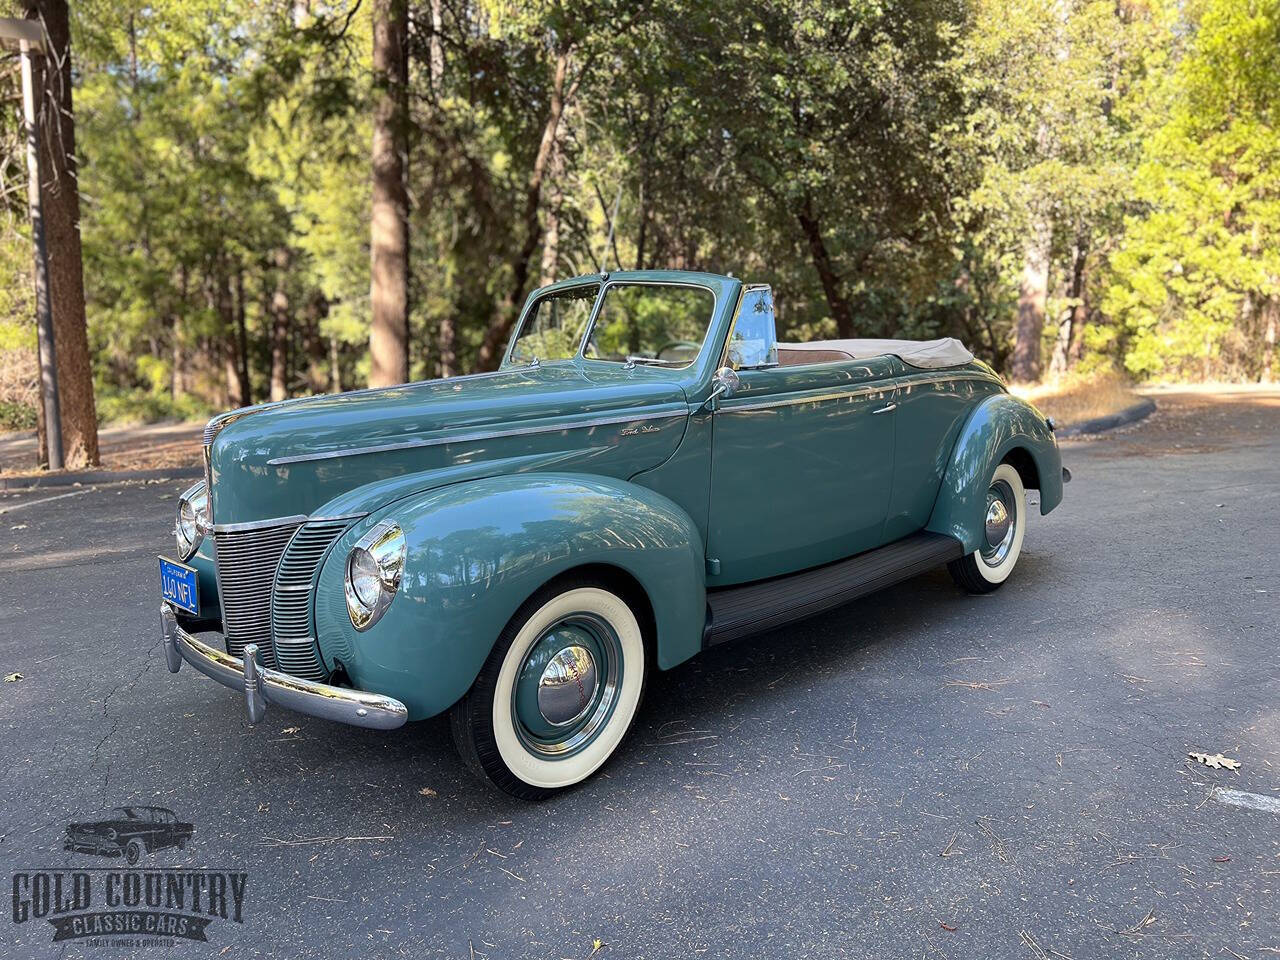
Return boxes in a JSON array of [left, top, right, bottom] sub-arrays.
[[9, 808, 247, 947], [64, 806, 194, 866]]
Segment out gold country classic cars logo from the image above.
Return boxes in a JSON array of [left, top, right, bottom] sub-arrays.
[[11, 806, 247, 948]]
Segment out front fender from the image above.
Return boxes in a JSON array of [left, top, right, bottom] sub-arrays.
[[926, 393, 1064, 553], [314, 473, 706, 720]]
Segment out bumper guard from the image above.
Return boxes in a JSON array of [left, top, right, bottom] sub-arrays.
[[161, 604, 408, 730]]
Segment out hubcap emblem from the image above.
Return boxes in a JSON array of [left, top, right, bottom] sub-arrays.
[[537, 645, 598, 727], [985, 498, 1011, 549]]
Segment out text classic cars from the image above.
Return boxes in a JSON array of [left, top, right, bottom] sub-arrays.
[[157, 270, 1066, 798]]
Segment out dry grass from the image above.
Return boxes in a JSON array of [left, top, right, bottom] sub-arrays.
[[1009, 369, 1138, 428]]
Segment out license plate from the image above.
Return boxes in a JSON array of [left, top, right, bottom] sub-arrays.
[[159, 556, 199, 616]]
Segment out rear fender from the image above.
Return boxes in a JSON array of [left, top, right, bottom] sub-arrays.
[[314, 473, 706, 720], [926, 393, 1063, 553]]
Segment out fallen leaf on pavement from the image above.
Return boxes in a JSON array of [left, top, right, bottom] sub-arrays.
[[1189, 751, 1241, 771], [281, 726, 301, 735], [419, 787, 438, 797], [1212, 855, 1231, 863], [940, 921, 957, 932], [4, 673, 22, 682]]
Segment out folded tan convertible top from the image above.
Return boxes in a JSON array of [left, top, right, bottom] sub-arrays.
[[776, 337, 975, 370]]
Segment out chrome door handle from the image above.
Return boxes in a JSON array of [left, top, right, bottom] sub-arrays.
[[871, 402, 898, 415]]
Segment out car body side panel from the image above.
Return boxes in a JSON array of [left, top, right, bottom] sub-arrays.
[[705, 357, 898, 585], [884, 370, 1005, 542], [313, 473, 706, 721], [926, 392, 1064, 553]]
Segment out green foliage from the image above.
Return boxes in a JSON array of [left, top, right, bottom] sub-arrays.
[[0, 0, 1275, 425], [1103, 0, 1280, 381]]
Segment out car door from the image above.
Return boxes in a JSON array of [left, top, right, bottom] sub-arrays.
[[706, 291, 897, 585]]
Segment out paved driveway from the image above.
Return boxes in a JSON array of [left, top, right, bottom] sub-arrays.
[[1, 390, 1277, 958]]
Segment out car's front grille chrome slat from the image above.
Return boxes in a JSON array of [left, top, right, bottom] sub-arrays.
[[213, 522, 303, 669], [269, 519, 355, 682]]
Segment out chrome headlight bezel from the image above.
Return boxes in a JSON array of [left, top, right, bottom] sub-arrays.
[[174, 481, 210, 561], [344, 520, 406, 632]]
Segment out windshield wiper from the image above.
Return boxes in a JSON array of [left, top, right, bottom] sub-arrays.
[[625, 356, 686, 367]]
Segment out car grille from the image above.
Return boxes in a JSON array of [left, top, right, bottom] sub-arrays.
[[213, 521, 304, 668], [269, 519, 354, 681]]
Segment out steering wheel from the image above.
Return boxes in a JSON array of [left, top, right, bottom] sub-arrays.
[[656, 340, 699, 361]]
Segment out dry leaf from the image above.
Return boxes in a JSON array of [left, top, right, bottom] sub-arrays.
[[940, 922, 958, 932], [589, 939, 604, 957], [1188, 751, 1241, 771], [3, 672, 22, 682], [419, 787, 437, 797], [1212, 855, 1231, 863], [281, 726, 301, 735]]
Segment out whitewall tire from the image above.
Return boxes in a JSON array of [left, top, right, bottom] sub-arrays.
[[947, 462, 1026, 594], [450, 579, 648, 799]]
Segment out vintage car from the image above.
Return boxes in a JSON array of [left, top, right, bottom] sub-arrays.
[[159, 270, 1066, 798], [64, 806, 194, 865]]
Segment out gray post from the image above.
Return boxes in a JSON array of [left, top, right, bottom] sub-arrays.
[[19, 36, 62, 470]]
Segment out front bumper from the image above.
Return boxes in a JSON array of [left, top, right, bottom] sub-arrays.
[[160, 604, 408, 730]]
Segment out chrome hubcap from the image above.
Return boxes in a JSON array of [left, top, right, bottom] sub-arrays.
[[512, 615, 623, 758], [537, 644, 598, 727], [981, 479, 1017, 566]]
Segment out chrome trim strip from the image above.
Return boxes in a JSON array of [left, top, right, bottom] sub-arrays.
[[213, 514, 309, 534], [161, 604, 408, 730], [306, 512, 367, 524], [719, 384, 888, 412], [718, 371, 1000, 414], [265, 407, 689, 465]]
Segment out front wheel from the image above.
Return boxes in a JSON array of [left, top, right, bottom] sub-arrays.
[[450, 579, 648, 800], [947, 462, 1027, 594], [124, 838, 145, 866]]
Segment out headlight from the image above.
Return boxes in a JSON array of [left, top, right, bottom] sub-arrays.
[[344, 521, 406, 631], [174, 481, 209, 561]]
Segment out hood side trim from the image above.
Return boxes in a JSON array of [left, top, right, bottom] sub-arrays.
[[265, 407, 689, 466]]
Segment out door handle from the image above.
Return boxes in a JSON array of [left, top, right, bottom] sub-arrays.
[[871, 402, 898, 415]]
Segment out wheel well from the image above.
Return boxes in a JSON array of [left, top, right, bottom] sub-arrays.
[[540, 563, 658, 657], [1003, 447, 1040, 491]]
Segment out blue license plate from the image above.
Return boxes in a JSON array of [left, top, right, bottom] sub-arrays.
[[159, 556, 200, 616]]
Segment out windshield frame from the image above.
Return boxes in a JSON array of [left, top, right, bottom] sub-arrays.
[[501, 274, 731, 381], [501, 279, 602, 369]]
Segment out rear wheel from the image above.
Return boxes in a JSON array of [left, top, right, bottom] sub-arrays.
[[947, 462, 1026, 594], [450, 579, 648, 800]]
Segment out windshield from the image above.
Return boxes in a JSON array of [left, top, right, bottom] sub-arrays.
[[584, 283, 715, 368], [506, 284, 599, 366]]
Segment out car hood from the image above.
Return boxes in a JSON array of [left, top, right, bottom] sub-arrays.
[[208, 363, 691, 525]]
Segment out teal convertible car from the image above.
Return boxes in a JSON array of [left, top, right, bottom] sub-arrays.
[[159, 270, 1066, 798]]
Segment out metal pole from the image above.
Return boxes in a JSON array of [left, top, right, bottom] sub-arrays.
[[20, 37, 62, 470]]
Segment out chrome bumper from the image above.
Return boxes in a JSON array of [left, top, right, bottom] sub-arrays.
[[160, 604, 408, 730]]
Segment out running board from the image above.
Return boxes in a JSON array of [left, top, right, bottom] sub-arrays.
[[703, 531, 965, 647]]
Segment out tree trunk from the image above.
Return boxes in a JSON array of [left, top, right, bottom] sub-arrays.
[[1261, 300, 1276, 384], [329, 335, 342, 393], [25, 0, 98, 467], [231, 266, 251, 406], [171, 264, 187, 403], [476, 49, 575, 371], [1011, 219, 1051, 383], [538, 140, 563, 287], [368, 0, 411, 387], [796, 198, 854, 339], [1049, 241, 1087, 378], [269, 249, 291, 402]]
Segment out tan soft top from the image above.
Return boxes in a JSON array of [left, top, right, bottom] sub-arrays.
[[775, 337, 974, 370]]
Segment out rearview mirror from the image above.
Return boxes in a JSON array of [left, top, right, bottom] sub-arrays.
[[701, 366, 741, 412]]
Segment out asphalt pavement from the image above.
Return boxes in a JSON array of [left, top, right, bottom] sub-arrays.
[[1, 389, 1277, 959]]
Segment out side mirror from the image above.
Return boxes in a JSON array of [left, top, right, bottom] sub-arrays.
[[701, 366, 741, 411]]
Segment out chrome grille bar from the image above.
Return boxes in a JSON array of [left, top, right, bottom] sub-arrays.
[[270, 518, 356, 682], [213, 520, 303, 668]]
